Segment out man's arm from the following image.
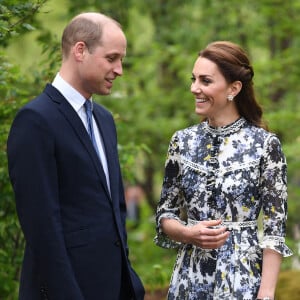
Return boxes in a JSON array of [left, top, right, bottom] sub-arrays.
[[7, 107, 84, 299]]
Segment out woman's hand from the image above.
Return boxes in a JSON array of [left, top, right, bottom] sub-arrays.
[[184, 219, 230, 249], [161, 218, 230, 249]]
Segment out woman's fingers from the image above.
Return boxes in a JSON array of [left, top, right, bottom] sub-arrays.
[[198, 230, 230, 249], [189, 220, 230, 249]]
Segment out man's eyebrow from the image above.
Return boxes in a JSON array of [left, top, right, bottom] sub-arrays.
[[106, 51, 126, 57]]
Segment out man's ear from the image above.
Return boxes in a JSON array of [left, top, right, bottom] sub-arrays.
[[73, 41, 86, 62]]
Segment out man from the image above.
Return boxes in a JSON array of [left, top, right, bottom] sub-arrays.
[[7, 12, 145, 300]]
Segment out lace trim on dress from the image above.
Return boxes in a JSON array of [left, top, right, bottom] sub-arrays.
[[181, 157, 207, 174], [259, 235, 293, 257], [181, 156, 260, 176], [203, 117, 247, 137], [188, 218, 258, 231]]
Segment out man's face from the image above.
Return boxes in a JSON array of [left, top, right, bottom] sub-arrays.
[[78, 24, 127, 98]]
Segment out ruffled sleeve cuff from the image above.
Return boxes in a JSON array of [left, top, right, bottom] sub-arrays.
[[154, 213, 186, 249], [259, 235, 293, 257]]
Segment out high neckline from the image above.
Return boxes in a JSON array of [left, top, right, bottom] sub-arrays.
[[203, 117, 247, 136]]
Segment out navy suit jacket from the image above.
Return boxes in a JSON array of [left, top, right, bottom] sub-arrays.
[[7, 84, 145, 300]]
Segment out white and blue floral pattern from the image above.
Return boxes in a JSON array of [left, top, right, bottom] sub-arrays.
[[155, 118, 292, 300]]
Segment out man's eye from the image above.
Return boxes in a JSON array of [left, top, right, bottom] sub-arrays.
[[191, 77, 196, 83]]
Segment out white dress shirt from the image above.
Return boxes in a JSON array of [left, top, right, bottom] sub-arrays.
[[52, 73, 111, 192]]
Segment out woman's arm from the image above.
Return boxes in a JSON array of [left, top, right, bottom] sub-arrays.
[[256, 248, 282, 299]]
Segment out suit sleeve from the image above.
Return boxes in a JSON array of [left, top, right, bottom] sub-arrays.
[[7, 108, 85, 299]]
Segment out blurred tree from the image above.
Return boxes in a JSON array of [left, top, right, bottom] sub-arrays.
[[0, 0, 47, 46], [0, 1, 48, 298]]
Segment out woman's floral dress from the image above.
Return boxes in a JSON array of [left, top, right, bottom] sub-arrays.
[[155, 118, 292, 300]]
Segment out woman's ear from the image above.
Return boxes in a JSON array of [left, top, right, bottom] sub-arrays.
[[230, 80, 242, 97]]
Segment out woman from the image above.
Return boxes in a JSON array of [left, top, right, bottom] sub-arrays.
[[155, 41, 292, 300]]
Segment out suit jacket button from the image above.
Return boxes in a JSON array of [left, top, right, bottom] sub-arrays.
[[40, 286, 49, 300], [114, 239, 121, 247]]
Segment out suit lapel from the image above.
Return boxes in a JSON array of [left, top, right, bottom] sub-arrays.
[[93, 105, 120, 206], [44, 84, 111, 199]]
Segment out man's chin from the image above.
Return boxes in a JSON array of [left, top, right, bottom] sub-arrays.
[[97, 88, 111, 96]]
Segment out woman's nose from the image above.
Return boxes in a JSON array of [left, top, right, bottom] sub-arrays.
[[191, 82, 201, 94]]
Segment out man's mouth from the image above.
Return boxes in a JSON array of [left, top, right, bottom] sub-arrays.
[[105, 79, 114, 88]]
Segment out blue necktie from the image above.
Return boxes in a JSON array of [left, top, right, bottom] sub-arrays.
[[84, 100, 110, 194], [84, 100, 100, 158]]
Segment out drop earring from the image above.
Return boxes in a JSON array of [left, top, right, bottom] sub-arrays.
[[227, 95, 234, 101]]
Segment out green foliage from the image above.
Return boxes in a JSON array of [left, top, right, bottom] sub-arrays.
[[0, 54, 29, 299], [117, 141, 151, 184], [0, 0, 46, 46], [265, 111, 300, 143], [276, 270, 300, 300], [0, 2, 48, 298], [127, 202, 176, 292]]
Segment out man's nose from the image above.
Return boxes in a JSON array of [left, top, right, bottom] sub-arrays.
[[113, 60, 123, 76]]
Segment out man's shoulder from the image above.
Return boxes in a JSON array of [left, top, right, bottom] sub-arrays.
[[23, 84, 63, 109]]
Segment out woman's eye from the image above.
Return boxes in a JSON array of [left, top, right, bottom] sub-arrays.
[[202, 78, 211, 84]]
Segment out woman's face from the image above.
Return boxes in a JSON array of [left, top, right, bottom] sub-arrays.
[[191, 56, 239, 126]]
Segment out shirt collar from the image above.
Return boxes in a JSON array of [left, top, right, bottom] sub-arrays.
[[52, 73, 92, 112]]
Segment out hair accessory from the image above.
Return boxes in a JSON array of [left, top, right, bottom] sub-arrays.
[[227, 95, 234, 101]]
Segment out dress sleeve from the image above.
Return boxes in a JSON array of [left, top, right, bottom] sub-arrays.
[[259, 134, 293, 257], [154, 132, 186, 249]]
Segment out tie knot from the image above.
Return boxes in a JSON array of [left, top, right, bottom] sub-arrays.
[[84, 100, 93, 113]]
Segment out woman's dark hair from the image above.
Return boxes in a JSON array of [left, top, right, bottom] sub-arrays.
[[199, 41, 267, 129]]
